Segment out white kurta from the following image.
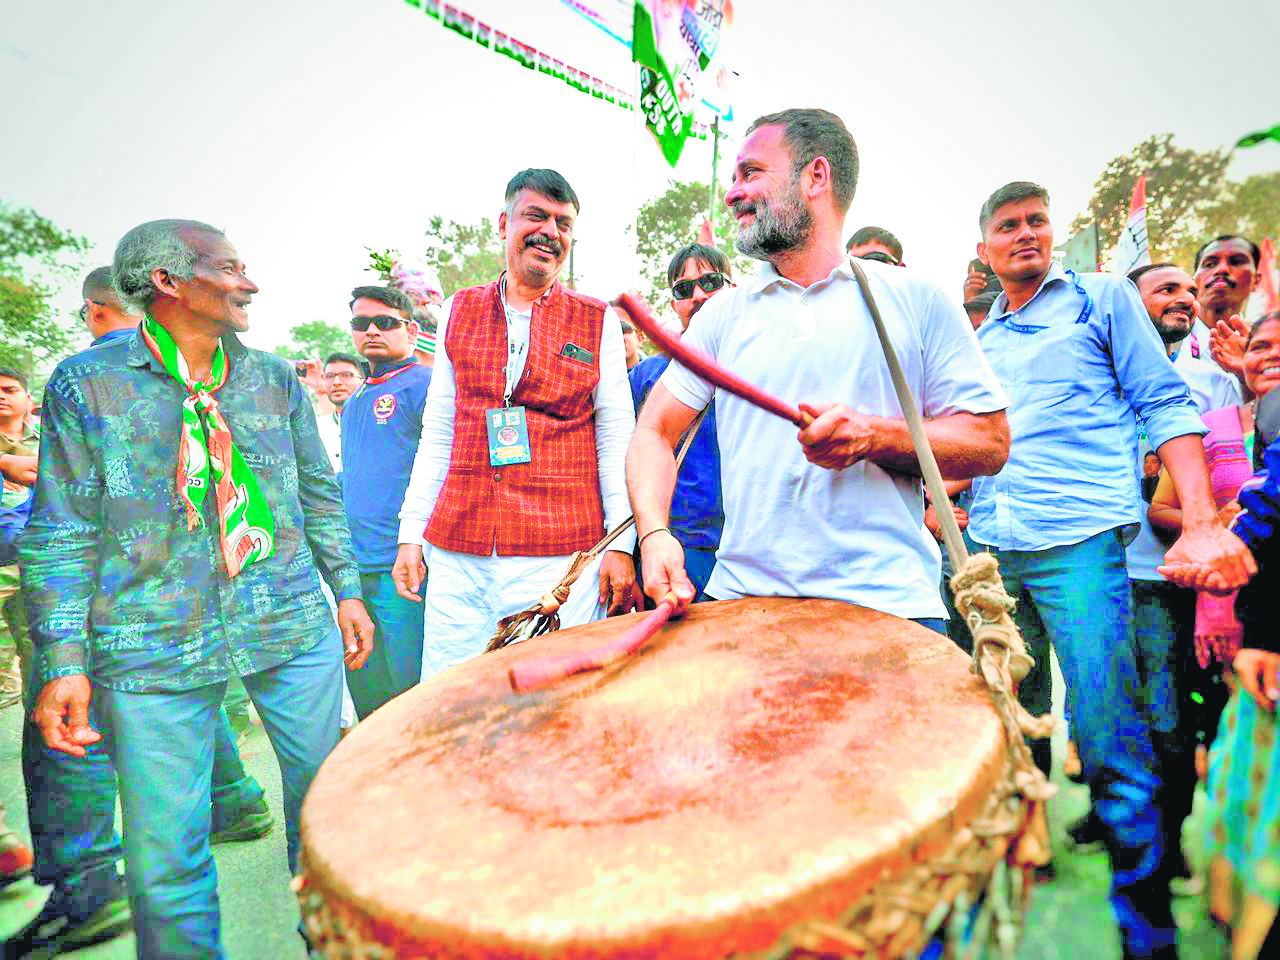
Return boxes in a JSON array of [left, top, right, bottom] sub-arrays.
[[398, 289, 636, 679]]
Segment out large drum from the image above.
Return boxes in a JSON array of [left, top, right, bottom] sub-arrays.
[[297, 598, 1013, 958]]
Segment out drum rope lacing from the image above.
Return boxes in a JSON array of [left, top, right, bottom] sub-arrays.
[[484, 404, 709, 653], [293, 265, 1059, 959], [736, 262, 1059, 959]]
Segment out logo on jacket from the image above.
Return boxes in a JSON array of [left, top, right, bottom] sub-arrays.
[[373, 393, 397, 423]]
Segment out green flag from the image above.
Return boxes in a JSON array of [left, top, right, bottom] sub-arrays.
[[1236, 125, 1280, 148], [632, 3, 694, 167]]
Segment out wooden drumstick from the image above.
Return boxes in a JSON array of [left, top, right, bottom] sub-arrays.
[[508, 597, 677, 693], [614, 292, 811, 428]]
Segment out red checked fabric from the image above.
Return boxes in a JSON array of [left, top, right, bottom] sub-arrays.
[[427, 279, 607, 556]]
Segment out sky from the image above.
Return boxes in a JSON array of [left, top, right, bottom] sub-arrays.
[[3, 0, 1277, 355]]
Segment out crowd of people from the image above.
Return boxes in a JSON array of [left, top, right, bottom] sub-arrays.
[[0, 105, 1277, 960]]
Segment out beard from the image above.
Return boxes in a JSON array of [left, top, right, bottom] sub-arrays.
[[1154, 309, 1193, 345], [733, 175, 813, 260]]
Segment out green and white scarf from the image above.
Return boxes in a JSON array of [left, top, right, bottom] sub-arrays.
[[142, 317, 275, 577]]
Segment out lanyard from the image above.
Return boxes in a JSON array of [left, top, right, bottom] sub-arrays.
[[1000, 268, 1093, 335], [499, 275, 531, 406]]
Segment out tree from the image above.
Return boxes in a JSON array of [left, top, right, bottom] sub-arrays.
[[273, 319, 354, 362], [1203, 171, 1280, 248], [1072, 134, 1227, 264], [0, 202, 89, 381], [1072, 137, 1280, 269], [631, 180, 752, 308], [421, 215, 506, 293], [1070, 134, 1233, 268]]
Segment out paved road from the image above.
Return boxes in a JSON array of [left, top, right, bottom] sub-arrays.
[[0, 702, 307, 960], [1, 657, 1228, 959]]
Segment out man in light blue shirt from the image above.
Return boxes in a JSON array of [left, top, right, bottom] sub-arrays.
[[969, 181, 1254, 960]]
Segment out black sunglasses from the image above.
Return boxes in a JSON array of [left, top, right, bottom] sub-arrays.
[[78, 299, 106, 322], [672, 272, 728, 300], [349, 315, 405, 332], [857, 251, 899, 266]]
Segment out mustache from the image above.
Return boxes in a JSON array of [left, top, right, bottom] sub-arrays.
[[729, 199, 755, 217], [525, 235, 564, 256]]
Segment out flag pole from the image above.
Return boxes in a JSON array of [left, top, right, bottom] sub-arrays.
[[708, 115, 720, 225]]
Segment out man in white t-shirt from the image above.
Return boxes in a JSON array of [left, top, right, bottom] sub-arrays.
[[626, 108, 1010, 627]]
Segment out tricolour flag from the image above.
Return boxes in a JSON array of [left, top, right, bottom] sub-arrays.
[[696, 216, 717, 246], [1111, 175, 1151, 276], [630, 1, 731, 167], [561, 0, 734, 121]]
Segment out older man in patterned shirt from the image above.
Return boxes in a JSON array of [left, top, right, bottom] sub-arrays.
[[20, 219, 374, 959]]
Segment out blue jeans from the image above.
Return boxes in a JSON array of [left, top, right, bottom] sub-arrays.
[[98, 630, 342, 959], [345, 571, 425, 718], [983, 530, 1174, 957], [1131, 578, 1197, 862], [21, 669, 259, 893]]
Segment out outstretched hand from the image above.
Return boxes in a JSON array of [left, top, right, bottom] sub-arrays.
[[1157, 524, 1256, 593]]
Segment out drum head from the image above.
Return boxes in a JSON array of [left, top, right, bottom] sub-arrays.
[[302, 598, 1005, 958]]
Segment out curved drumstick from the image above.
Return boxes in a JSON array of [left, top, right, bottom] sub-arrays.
[[508, 599, 675, 693], [615, 292, 807, 428]]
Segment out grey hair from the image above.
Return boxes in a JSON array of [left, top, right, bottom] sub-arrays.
[[112, 219, 223, 312]]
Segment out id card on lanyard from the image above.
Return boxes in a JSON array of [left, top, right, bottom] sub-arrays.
[[490, 277, 533, 466]]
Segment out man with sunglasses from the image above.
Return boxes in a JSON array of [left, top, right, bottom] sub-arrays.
[[339, 285, 431, 717], [79, 266, 141, 346], [629, 244, 734, 596], [394, 168, 638, 678], [620, 319, 645, 370]]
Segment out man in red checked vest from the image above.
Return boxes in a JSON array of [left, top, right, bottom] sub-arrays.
[[393, 168, 638, 677]]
